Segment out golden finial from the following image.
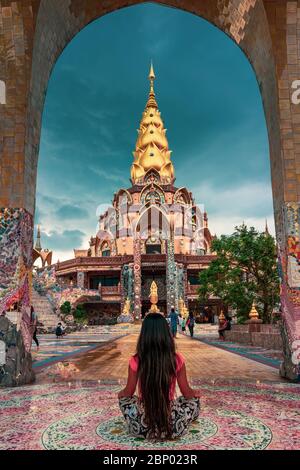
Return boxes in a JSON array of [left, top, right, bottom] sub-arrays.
[[149, 61, 155, 80], [219, 310, 226, 322], [249, 302, 259, 321], [147, 61, 158, 109]]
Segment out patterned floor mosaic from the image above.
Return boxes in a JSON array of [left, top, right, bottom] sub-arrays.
[[1, 380, 299, 450]]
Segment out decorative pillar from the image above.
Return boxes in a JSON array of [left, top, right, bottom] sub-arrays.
[[278, 203, 300, 380], [183, 266, 189, 309], [0, 209, 35, 387], [166, 238, 178, 313], [133, 236, 142, 319], [0, 209, 33, 351], [121, 264, 134, 313], [77, 271, 85, 289], [177, 264, 185, 307]]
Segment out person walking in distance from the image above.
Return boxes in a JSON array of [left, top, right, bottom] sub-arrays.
[[30, 306, 39, 351], [186, 312, 195, 338], [168, 306, 179, 338]]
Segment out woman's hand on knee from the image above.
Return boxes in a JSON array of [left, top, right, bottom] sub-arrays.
[[118, 389, 130, 399]]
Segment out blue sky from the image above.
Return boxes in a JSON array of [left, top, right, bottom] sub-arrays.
[[35, 3, 273, 262]]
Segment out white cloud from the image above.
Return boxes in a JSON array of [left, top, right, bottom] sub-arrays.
[[208, 215, 275, 237], [53, 250, 76, 264], [191, 181, 275, 236], [89, 166, 128, 184], [192, 181, 273, 216]]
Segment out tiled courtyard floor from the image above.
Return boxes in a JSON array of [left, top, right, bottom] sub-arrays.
[[1, 326, 300, 450], [31, 324, 138, 372]]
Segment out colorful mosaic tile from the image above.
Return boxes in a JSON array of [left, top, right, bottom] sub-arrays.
[[0, 380, 299, 450]]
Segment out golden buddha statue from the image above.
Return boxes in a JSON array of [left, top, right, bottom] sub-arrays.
[[182, 305, 189, 319], [178, 297, 189, 319], [122, 298, 131, 315], [130, 63, 175, 185], [178, 297, 185, 315]]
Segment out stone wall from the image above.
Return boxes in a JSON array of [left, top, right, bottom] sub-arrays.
[[0, 316, 35, 387], [225, 324, 283, 350]]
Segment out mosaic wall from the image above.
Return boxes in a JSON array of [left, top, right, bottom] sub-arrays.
[[77, 271, 85, 289], [284, 203, 300, 289], [278, 203, 300, 376], [0, 208, 33, 352], [121, 264, 134, 310], [55, 288, 100, 309], [133, 236, 142, 318]]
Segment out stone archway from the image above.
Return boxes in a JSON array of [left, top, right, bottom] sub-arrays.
[[0, 0, 300, 382]]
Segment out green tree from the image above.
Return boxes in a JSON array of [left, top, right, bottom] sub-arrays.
[[60, 301, 71, 315], [198, 225, 280, 323]]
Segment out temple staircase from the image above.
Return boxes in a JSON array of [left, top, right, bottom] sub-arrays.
[[31, 288, 59, 331]]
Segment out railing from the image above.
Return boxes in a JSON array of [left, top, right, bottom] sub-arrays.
[[100, 285, 121, 294], [175, 254, 217, 264], [55, 254, 217, 272], [56, 255, 133, 271], [141, 254, 166, 264]]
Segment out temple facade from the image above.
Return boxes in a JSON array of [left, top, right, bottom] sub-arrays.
[[53, 65, 221, 323]]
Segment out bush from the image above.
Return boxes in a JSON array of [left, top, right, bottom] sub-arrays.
[[60, 301, 71, 315], [73, 304, 88, 324]]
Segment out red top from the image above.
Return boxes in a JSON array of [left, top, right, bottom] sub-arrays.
[[129, 352, 185, 400]]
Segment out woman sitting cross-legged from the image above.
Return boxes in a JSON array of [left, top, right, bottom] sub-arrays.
[[118, 313, 201, 440]]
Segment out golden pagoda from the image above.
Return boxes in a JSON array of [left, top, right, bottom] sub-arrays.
[[130, 63, 175, 185], [53, 64, 217, 324]]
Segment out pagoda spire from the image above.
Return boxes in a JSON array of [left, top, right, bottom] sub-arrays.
[[130, 63, 175, 185], [265, 219, 270, 236], [35, 225, 42, 251], [146, 61, 158, 109]]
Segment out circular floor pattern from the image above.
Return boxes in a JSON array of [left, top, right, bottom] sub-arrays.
[[96, 415, 218, 449], [41, 407, 272, 450]]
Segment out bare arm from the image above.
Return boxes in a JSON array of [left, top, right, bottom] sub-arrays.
[[118, 365, 138, 399], [177, 363, 201, 399]]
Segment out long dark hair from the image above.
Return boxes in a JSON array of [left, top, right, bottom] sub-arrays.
[[136, 313, 176, 439]]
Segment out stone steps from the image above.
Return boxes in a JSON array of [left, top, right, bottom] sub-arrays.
[[31, 289, 59, 328]]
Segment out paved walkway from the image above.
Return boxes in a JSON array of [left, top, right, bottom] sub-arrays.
[[36, 331, 283, 384]]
